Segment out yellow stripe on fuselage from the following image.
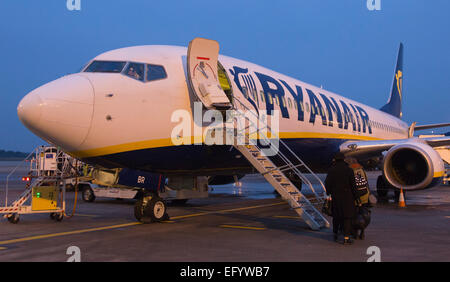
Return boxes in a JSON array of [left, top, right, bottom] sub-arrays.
[[71, 132, 383, 159]]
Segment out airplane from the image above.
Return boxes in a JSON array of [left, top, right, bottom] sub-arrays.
[[16, 38, 450, 225]]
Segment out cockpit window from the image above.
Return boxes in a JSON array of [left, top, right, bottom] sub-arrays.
[[125, 62, 145, 81], [83, 59, 167, 83], [146, 64, 167, 82], [84, 61, 127, 73]]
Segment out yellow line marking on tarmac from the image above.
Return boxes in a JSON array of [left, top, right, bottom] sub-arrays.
[[170, 202, 285, 220], [220, 225, 266, 231], [0, 222, 142, 246], [75, 214, 98, 217], [0, 247, 7, 250], [273, 215, 301, 220], [0, 201, 285, 246]]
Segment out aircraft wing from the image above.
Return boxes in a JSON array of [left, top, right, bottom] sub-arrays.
[[413, 122, 450, 131], [339, 136, 450, 157], [422, 136, 450, 147]]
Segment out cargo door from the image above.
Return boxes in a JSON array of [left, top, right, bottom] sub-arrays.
[[187, 38, 232, 110]]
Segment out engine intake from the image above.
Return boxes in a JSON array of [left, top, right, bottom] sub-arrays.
[[383, 142, 444, 191]]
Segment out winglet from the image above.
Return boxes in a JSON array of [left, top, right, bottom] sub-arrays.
[[380, 43, 403, 118]]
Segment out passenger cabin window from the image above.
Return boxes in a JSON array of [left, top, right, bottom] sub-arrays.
[[84, 61, 127, 73], [281, 97, 286, 108], [146, 64, 167, 82], [251, 89, 257, 101], [259, 91, 265, 103], [125, 63, 145, 82], [242, 87, 249, 99], [287, 98, 292, 108]]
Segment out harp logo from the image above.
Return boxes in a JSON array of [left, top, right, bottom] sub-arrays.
[[367, 0, 381, 11], [67, 0, 81, 11], [396, 70, 403, 99]]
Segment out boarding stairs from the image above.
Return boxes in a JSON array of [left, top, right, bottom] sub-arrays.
[[229, 97, 330, 230], [186, 37, 329, 230]]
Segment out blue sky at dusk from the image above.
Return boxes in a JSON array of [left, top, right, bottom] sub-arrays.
[[0, 0, 449, 151]]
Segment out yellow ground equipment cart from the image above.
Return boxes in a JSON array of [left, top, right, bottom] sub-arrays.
[[0, 146, 82, 223]]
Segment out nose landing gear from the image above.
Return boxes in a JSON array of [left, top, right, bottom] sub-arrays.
[[134, 193, 169, 223]]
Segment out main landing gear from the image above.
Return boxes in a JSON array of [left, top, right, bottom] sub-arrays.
[[376, 175, 405, 202]]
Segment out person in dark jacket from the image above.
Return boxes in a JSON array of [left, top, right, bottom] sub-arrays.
[[325, 152, 358, 245]]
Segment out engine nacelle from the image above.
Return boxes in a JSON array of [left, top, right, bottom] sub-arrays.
[[383, 142, 445, 191]]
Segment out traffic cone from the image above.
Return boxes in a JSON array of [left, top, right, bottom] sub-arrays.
[[398, 188, 406, 208]]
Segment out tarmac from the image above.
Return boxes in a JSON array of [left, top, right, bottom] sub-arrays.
[[0, 162, 449, 262]]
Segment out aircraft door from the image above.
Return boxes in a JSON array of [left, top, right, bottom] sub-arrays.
[[187, 38, 232, 110]]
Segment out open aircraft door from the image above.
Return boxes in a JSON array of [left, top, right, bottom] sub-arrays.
[[187, 38, 232, 110]]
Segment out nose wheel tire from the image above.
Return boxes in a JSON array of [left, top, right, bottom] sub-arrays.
[[134, 194, 168, 223]]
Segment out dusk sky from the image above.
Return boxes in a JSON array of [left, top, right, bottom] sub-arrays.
[[0, 0, 449, 152]]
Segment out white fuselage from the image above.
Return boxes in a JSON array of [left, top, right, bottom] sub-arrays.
[[17, 45, 409, 174]]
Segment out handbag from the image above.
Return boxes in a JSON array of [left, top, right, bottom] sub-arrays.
[[353, 206, 371, 229]]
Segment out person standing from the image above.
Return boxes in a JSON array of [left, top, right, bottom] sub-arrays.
[[325, 152, 358, 245], [347, 159, 372, 240]]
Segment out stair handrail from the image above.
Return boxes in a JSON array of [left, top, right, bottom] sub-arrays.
[[4, 147, 39, 207], [230, 96, 327, 199]]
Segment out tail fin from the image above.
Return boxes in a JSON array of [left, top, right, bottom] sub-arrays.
[[380, 43, 403, 118]]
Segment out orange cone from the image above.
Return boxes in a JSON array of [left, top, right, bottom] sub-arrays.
[[398, 188, 406, 208]]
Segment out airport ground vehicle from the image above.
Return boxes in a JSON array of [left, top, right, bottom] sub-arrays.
[[79, 169, 209, 222], [51, 153, 210, 222], [0, 146, 79, 223]]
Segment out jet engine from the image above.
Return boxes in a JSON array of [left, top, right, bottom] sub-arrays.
[[383, 142, 445, 190]]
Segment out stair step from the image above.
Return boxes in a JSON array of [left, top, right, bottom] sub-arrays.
[[233, 131, 329, 230]]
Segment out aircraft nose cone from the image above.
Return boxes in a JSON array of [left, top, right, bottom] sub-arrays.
[[17, 91, 43, 132], [17, 74, 95, 151]]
